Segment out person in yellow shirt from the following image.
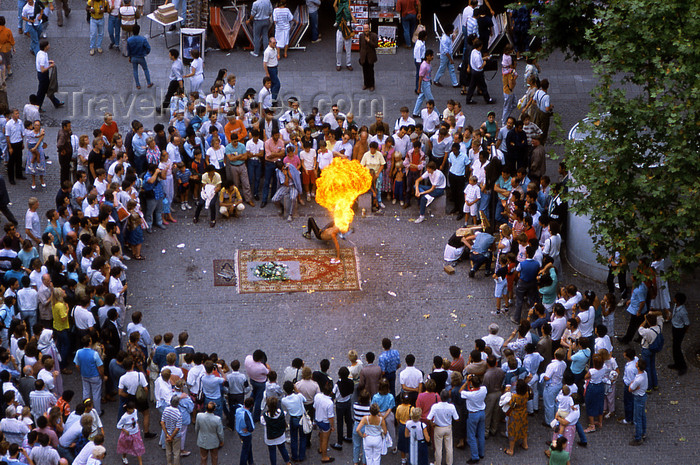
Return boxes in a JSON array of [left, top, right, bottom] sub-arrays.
[[51, 287, 71, 370], [87, 0, 107, 55], [219, 179, 244, 218]]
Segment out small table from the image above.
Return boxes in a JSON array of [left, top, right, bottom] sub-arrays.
[[147, 13, 183, 49]]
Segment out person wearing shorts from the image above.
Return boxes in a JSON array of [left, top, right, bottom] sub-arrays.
[[313, 384, 336, 463]]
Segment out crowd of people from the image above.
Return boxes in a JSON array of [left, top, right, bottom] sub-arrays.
[[0, 1, 691, 465]]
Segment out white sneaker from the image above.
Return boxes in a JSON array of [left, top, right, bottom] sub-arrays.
[[415, 216, 425, 224], [379, 202, 386, 209], [287, 215, 292, 222], [180, 203, 186, 211], [307, 193, 311, 201], [186, 202, 193, 210], [392, 198, 397, 205], [425, 195, 434, 206], [400, 201, 404, 206], [250, 51, 259, 57]]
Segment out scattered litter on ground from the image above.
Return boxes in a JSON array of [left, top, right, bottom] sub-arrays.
[[388, 291, 397, 297]]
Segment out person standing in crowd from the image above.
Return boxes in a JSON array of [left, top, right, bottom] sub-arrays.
[[668, 292, 689, 376], [272, 0, 294, 59], [126, 24, 152, 89], [106, 0, 121, 50], [5, 109, 25, 185], [119, 0, 138, 57], [461, 374, 487, 464], [358, 24, 378, 91], [160, 395, 182, 465], [396, 0, 420, 48], [377, 338, 400, 397], [263, 37, 281, 104], [465, 39, 495, 105], [428, 389, 459, 465], [433, 24, 458, 88], [413, 29, 426, 94], [628, 359, 648, 446], [195, 401, 225, 465], [247, 0, 272, 58], [35, 40, 63, 112], [56, 119, 72, 183]]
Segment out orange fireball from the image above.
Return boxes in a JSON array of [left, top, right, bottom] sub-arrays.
[[316, 158, 372, 233]]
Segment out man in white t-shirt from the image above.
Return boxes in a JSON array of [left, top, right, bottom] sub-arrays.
[[245, 129, 265, 200], [399, 354, 423, 403], [262, 37, 281, 102], [482, 324, 504, 360], [117, 358, 154, 436], [258, 77, 273, 110], [413, 161, 446, 224], [420, 100, 440, 135], [394, 107, 416, 133], [460, 374, 487, 462], [323, 104, 346, 130]]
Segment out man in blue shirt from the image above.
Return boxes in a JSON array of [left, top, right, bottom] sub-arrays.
[[74, 335, 106, 415], [126, 25, 152, 89], [513, 246, 540, 323], [468, 230, 494, 277], [224, 133, 255, 206], [433, 24, 458, 87], [618, 275, 648, 345], [447, 142, 470, 217], [377, 338, 401, 397], [235, 397, 255, 465], [153, 332, 177, 370], [142, 164, 166, 231]]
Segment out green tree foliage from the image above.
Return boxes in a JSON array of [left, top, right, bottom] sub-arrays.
[[561, 0, 700, 278], [528, 0, 598, 61]]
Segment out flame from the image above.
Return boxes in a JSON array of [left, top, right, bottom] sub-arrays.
[[316, 158, 372, 233]]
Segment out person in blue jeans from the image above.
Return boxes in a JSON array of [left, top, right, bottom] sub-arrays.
[[235, 397, 256, 464], [638, 313, 661, 390], [281, 381, 307, 462], [306, 0, 321, 42], [629, 359, 648, 446], [20, 0, 42, 55], [413, 160, 445, 224], [461, 374, 486, 464], [412, 50, 434, 118], [126, 25, 152, 89]]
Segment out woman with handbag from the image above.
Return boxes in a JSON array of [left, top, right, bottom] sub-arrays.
[[261, 397, 292, 465], [356, 403, 387, 465], [404, 407, 429, 465]]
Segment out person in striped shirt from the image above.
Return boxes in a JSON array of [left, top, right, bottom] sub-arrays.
[[29, 379, 56, 421], [160, 395, 182, 465]]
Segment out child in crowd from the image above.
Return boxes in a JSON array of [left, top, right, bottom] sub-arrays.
[[552, 385, 573, 433], [299, 140, 317, 201], [175, 162, 193, 210], [493, 255, 509, 314], [263, 370, 284, 403], [392, 156, 405, 206], [116, 401, 145, 465], [463, 175, 481, 225]]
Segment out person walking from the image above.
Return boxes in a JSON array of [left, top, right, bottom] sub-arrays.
[[358, 24, 378, 91], [412, 49, 434, 117], [118, 0, 138, 57], [465, 39, 495, 105], [126, 24, 152, 89], [247, 0, 272, 57], [159, 48, 184, 114], [334, 0, 354, 72], [87, 0, 106, 55], [21, 0, 42, 55], [54, 0, 71, 27], [35, 40, 63, 111], [196, 401, 225, 465], [0, 176, 17, 225], [106, 0, 121, 49], [263, 37, 280, 103], [433, 24, 458, 88]]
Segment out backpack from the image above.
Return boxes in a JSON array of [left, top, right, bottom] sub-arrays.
[[648, 328, 664, 353]]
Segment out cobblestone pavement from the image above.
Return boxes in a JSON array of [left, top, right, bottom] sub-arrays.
[[1, 5, 698, 464]]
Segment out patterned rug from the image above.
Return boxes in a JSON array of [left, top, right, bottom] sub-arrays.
[[233, 247, 362, 293], [213, 260, 238, 286]]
